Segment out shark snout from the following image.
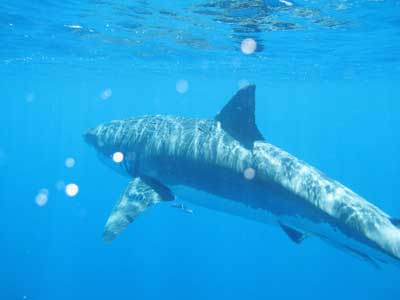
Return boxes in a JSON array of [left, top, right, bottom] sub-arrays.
[[83, 128, 98, 147]]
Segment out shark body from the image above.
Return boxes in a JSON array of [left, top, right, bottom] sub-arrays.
[[84, 85, 400, 267]]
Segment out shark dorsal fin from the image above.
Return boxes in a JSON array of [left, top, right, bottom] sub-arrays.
[[215, 85, 264, 149]]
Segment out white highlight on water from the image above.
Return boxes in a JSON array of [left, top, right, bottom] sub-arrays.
[[64, 24, 83, 29], [35, 189, 49, 206], [241, 38, 257, 55], [65, 183, 79, 197], [100, 88, 113, 100], [65, 157, 76, 168], [113, 152, 124, 163], [176, 80, 189, 94], [244, 167, 256, 180], [279, 0, 293, 7]]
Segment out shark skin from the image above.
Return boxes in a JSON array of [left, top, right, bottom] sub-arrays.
[[84, 85, 400, 268]]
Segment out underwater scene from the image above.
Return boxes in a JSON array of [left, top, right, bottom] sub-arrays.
[[1, 0, 400, 299]]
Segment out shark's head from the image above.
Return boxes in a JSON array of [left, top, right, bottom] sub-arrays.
[[83, 125, 115, 156], [83, 127, 99, 149], [83, 119, 140, 176], [84, 119, 135, 154]]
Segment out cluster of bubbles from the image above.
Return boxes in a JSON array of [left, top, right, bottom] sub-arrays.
[[32, 85, 128, 208], [35, 156, 80, 207], [63, 156, 79, 198], [37, 150, 130, 206]]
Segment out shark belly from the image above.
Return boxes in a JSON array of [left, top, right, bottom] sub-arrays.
[[147, 154, 326, 227], [171, 185, 278, 225], [172, 183, 398, 266]]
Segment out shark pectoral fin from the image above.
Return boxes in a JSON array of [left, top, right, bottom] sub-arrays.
[[103, 177, 174, 242], [215, 85, 264, 149], [280, 223, 308, 244]]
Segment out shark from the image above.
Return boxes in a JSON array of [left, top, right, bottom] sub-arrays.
[[84, 84, 400, 268]]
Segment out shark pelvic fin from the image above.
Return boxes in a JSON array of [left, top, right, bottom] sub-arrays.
[[280, 223, 308, 244], [103, 176, 174, 242], [215, 85, 264, 149]]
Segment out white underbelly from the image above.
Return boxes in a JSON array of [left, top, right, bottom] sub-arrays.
[[171, 185, 396, 266], [171, 185, 278, 226]]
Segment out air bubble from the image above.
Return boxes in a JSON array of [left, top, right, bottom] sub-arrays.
[[65, 183, 79, 197], [241, 38, 257, 55], [176, 80, 189, 94], [244, 168, 256, 180], [100, 88, 112, 100], [113, 152, 124, 163], [35, 189, 49, 206], [65, 157, 76, 168]]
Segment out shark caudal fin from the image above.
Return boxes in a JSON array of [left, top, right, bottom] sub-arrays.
[[103, 176, 174, 241], [215, 85, 264, 149]]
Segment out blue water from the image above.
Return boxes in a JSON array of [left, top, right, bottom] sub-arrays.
[[1, 1, 400, 299]]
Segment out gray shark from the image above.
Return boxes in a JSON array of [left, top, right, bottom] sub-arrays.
[[84, 85, 400, 267]]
